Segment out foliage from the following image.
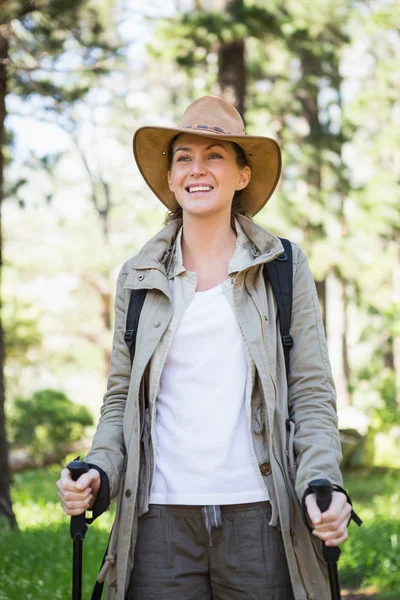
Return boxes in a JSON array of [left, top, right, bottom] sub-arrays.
[[145, 0, 400, 417], [0, 466, 113, 599], [340, 468, 400, 598], [8, 389, 93, 458], [0, 0, 123, 525], [3, 0, 399, 432], [3, 297, 42, 364], [357, 305, 400, 431]]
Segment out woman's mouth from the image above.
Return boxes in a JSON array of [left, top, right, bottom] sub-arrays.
[[185, 185, 214, 194]]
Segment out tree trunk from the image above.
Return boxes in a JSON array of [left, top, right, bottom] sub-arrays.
[[218, 39, 246, 119], [0, 24, 17, 528], [217, 1, 246, 119]]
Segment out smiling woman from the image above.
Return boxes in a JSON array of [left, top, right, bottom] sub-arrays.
[[57, 95, 356, 600]]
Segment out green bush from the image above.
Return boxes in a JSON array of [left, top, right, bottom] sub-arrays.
[[8, 389, 93, 458], [340, 468, 400, 599]]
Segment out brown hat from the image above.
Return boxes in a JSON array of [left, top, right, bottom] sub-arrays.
[[133, 95, 281, 216]]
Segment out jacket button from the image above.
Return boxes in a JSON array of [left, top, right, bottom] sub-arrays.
[[260, 462, 272, 476], [125, 489, 132, 498], [153, 321, 161, 328], [138, 274, 145, 281]]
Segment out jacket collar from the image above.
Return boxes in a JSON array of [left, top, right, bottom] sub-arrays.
[[129, 214, 284, 277]]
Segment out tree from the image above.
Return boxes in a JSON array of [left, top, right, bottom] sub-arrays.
[[0, 0, 119, 527], [345, 1, 400, 412], [147, 0, 372, 407]]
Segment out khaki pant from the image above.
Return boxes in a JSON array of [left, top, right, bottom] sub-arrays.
[[126, 501, 295, 600]]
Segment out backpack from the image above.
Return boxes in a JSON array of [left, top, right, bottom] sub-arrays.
[[124, 238, 293, 379]]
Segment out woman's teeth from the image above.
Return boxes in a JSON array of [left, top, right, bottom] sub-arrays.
[[187, 185, 213, 193]]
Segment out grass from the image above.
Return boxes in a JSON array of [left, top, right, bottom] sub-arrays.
[[0, 464, 114, 600], [0, 465, 399, 599], [339, 468, 400, 599]]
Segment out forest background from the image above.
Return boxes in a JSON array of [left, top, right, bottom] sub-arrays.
[[0, 0, 399, 598]]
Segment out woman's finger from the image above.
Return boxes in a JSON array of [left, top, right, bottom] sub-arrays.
[[315, 506, 352, 532], [322, 529, 349, 547], [59, 495, 93, 515], [313, 520, 348, 540], [319, 491, 349, 523], [58, 485, 92, 502]]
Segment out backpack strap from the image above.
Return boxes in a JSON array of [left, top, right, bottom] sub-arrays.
[[124, 289, 148, 365], [263, 238, 293, 380]]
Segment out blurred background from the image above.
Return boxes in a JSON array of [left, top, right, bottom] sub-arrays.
[[0, 0, 399, 598]]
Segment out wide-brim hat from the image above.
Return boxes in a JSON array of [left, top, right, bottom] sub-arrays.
[[133, 95, 281, 216]]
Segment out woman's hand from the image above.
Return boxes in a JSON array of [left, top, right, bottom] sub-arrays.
[[305, 490, 352, 547], [57, 468, 101, 516]]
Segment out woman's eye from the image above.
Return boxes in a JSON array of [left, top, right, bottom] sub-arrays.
[[209, 153, 222, 159], [176, 155, 190, 162]]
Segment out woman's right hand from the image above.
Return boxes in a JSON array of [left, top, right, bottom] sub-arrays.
[[57, 468, 101, 516]]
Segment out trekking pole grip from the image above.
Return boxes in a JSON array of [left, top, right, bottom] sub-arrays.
[[68, 458, 89, 483], [308, 478, 341, 563], [309, 478, 332, 513], [67, 459, 90, 541]]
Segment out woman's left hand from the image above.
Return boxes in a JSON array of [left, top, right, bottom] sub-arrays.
[[305, 491, 352, 547]]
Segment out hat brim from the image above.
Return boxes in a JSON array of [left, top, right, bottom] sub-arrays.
[[133, 126, 281, 216]]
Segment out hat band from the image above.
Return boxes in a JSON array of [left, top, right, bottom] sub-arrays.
[[183, 124, 234, 135]]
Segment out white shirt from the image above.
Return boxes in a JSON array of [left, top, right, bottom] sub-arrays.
[[150, 282, 269, 505]]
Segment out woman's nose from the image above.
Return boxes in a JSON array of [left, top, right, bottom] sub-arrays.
[[190, 158, 207, 176]]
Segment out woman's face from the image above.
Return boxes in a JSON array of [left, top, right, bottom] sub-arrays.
[[167, 134, 251, 219]]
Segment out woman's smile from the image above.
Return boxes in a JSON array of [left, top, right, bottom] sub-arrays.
[[185, 183, 215, 196]]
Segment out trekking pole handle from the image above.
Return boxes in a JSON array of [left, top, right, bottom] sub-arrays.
[[67, 458, 90, 483], [308, 478, 341, 564], [308, 478, 333, 513], [67, 459, 90, 541]]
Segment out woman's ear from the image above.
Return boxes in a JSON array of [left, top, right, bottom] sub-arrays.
[[167, 171, 174, 191], [236, 165, 251, 191]]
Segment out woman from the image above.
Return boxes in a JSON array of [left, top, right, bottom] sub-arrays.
[[57, 95, 356, 600]]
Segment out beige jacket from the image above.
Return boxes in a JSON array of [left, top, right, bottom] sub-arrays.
[[85, 215, 342, 600]]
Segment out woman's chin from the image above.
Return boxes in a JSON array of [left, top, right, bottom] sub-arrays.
[[181, 201, 230, 219]]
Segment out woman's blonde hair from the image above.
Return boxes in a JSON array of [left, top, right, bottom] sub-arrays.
[[164, 138, 253, 224]]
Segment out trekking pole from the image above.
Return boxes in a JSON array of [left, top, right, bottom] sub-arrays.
[[308, 479, 341, 600], [67, 459, 90, 600]]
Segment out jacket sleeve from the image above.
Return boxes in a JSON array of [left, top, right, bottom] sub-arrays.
[[288, 246, 343, 501], [84, 266, 131, 500]]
